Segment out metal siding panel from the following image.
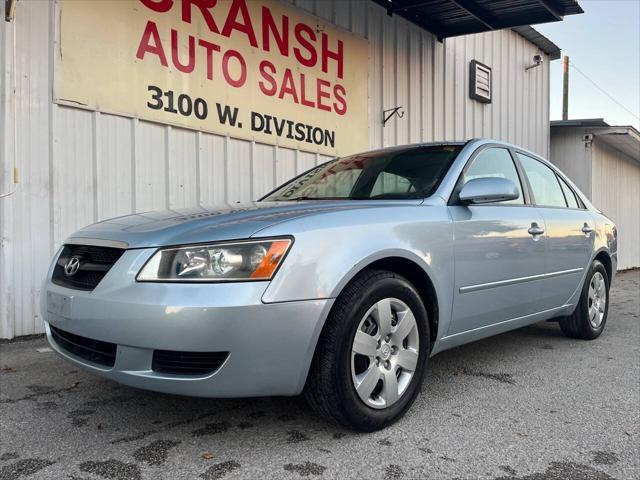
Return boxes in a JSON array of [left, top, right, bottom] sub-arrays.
[[382, 14, 396, 147], [134, 121, 167, 212], [592, 141, 640, 269], [226, 138, 252, 203], [96, 114, 133, 220], [198, 132, 227, 206], [53, 106, 95, 248], [408, 28, 421, 143], [443, 39, 455, 140], [451, 37, 462, 140], [542, 58, 550, 157], [334, 0, 351, 30], [368, 3, 383, 149], [168, 127, 198, 208], [470, 35, 481, 139], [479, 34, 490, 138], [522, 36, 530, 149], [275, 147, 297, 186], [516, 35, 525, 147], [1, 2, 53, 337], [491, 31, 502, 142], [549, 127, 592, 195], [252, 143, 277, 200], [463, 36, 475, 140], [395, 18, 409, 145], [296, 150, 316, 174], [420, 31, 433, 142], [499, 31, 509, 143], [0, 9, 12, 337], [315, 0, 333, 21], [351, 0, 366, 37], [433, 38, 445, 140], [293, 0, 315, 15]]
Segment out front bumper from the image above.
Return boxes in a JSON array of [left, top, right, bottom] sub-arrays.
[[42, 248, 333, 397]]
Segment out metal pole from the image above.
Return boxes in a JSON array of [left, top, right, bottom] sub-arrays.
[[562, 55, 569, 120]]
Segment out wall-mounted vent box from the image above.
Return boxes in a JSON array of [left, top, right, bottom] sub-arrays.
[[470, 60, 492, 103]]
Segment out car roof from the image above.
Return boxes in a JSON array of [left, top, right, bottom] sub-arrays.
[[343, 141, 469, 158]]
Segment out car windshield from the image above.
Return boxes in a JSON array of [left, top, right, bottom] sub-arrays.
[[262, 145, 463, 201]]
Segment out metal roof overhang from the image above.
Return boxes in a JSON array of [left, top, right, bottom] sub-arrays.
[[591, 127, 640, 164], [552, 120, 640, 163], [372, 0, 583, 59]]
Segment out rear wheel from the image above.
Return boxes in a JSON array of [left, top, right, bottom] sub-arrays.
[[559, 260, 609, 340], [304, 270, 429, 431]]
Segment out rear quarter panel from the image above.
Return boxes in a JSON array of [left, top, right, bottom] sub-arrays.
[[592, 211, 618, 282]]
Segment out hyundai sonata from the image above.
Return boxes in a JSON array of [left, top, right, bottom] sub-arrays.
[[42, 139, 617, 431]]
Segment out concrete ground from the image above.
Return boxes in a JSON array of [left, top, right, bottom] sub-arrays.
[[0, 270, 638, 480]]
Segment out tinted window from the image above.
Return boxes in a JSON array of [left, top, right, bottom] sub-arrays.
[[516, 153, 566, 208], [371, 172, 417, 196], [263, 146, 462, 201], [462, 148, 524, 204], [558, 176, 580, 209]]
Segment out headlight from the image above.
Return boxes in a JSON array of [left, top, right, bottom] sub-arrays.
[[136, 238, 292, 282]]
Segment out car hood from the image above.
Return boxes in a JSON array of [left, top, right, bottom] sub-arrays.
[[68, 200, 422, 248]]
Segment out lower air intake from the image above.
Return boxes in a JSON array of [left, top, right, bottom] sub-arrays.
[[152, 349, 228, 376]]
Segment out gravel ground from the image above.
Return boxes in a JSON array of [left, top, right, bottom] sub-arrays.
[[0, 270, 638, 480]]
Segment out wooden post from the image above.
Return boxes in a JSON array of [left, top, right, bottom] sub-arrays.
[[562, 55, 569, 120]]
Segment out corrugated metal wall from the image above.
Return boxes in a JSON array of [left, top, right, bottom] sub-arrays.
[[591, 140, 640, 270], [549, 127, 593, 198], [0, 0, 551, 338]]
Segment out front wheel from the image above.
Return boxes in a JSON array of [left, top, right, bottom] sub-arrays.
[[559, 260, 610, 340], [304, 270, 429, 431]]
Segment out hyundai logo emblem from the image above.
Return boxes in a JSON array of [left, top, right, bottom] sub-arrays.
[[64, 256, 81, 277]]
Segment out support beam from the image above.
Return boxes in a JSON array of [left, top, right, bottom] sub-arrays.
[[387, 1, 434, 14], [448, 0, 500, 30], [537, 0, 564, 21]]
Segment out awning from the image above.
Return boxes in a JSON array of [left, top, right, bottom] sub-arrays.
[[551, 119, 640, 163], [373, 0, 583, 58]]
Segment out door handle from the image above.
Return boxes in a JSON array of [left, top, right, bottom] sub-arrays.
[[528, 223, 545, 237], [581, 223, 594, 234]]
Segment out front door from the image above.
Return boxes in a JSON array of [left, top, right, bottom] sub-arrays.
[[448, 147, 548, 335]]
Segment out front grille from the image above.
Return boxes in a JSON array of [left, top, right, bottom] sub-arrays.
[[152, 350, 228, 376], [50, 326, 117, 368], [52, 244, 125, 291]]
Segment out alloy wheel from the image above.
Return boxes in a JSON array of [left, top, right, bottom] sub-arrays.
[[588, 271, 607, 329]]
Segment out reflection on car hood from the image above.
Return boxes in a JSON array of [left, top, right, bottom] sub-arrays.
[[68, 200, 421, 248]]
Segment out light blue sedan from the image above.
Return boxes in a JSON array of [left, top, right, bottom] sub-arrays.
[[42, 139, 617, 431]]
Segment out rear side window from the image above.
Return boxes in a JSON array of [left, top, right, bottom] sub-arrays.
[[557, 175, 580, 209], [516, 153, 567, 208], [463, 147, 524, 204]]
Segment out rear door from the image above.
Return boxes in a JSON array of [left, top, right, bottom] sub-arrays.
[[515, 152, 594, 309], [448, 146, 548, 335]]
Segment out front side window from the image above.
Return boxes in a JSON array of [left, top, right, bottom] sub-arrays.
[[462, 147, 524, 204], [516, 153, 567, 208], [262, 146, 462, 201]]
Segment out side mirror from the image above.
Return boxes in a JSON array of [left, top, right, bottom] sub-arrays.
[[459, 177, 519, 204]]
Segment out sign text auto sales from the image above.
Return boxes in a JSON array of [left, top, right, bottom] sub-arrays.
[[54, 0, 369, 155]]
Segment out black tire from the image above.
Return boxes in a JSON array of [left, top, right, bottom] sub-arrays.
[[304, 269, 430, 431], [559, 260, 609, 340]]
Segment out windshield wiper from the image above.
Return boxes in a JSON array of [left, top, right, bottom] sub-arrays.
[[279, 196, 348, 201]]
